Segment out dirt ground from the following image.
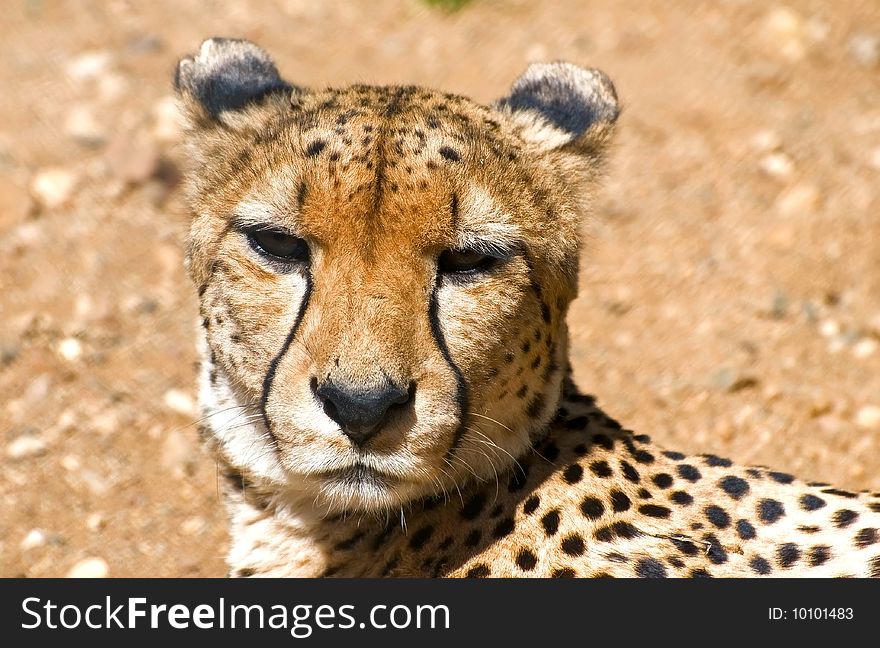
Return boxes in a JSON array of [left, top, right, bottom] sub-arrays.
[[2, 0, 879, 577]]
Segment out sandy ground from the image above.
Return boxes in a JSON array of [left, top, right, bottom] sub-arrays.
[[1, 0, 879, 577]]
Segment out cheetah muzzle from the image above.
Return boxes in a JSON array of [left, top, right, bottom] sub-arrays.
[[176, 38, 880, 578]]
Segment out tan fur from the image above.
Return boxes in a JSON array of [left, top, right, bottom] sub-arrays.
[[177, 39, 880, 578]]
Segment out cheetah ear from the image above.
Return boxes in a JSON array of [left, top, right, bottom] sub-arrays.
[[174, 38, 295, 127], [495, 62, 619, 153]]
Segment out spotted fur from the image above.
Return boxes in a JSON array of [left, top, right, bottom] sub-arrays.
[[176, 39, 880, 578]]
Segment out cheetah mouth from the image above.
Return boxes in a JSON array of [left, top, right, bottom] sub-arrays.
[[319, 463, 399, 489]]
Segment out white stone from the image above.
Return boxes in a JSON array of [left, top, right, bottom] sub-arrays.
[[65, 51, 112, 81], [758, 152, 793, 178], [849, 33, 880, 67], [853, 338, 878, 359], [855, 405, 880, 430], [61, 454, 81, 471], [64, 105, 105, 144], [869, 147, 880, 171], [30, 168, 77, 209], [776, 184, 819, 216], [818, 319, 839, 338], [20, 529, 46, 551], [86, 513, 105, 532], [152, 95, 182, 142], [750, 130, 781, 153], [66, 557, 109, 578], [57, 338, 82, 362], [7, 435, 47, 460], [163, 389, 197, 417]]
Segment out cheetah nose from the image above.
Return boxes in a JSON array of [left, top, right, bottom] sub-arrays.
[[315, 379, 412, 446]]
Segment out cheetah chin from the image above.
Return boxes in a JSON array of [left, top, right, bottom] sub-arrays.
[[176, 38, 880, 578]]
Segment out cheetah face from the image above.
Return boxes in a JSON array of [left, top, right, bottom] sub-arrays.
[[176, 39, 618, 514]]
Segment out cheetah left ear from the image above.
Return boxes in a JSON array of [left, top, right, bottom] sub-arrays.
[[174, 38, 296, 128], [495, 62, 619, 154]]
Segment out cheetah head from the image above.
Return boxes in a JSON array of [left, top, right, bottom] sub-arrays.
[[176, 38, 619, 514]]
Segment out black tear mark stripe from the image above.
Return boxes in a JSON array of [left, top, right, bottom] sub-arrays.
[[431, 277, 470, 462], [260, 272, 314, 443]]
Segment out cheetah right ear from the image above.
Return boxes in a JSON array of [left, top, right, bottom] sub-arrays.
[[495, 62, 619, 155], [174, 38, 295, 127]]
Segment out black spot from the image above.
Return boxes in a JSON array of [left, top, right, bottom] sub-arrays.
[[870, 503, 880, 513], [832, 509, 859, 528], [633, 449, 655, 465], [439, 146, 461, 162], [639, 504, 672, 519], [541, 442, 560, 462], [689, 569, 713, 578], [607, 552, 628, 563], [777, 543, 801, 568], [797, 525, 822, 534], [637, 488, 653, 499], [305, 140, 326, 157], [573, 443, 588, 456], [667, 556, 685, 569], [466, 564, 490, 578], [580, 496, 605, 520], [652, 473, 673, 489], [515, 385, 528, 399], [703, 506, 730, 529], [672, 538, 699, 556], [758, 499, 785, 524], [564, 416, 589, 430], [551, 568, 576, 578], [621, 461, 641, 483], [561, 534, 586, 556], [703, 454, 733, 467], [870, 556, 880, 578], [590, 460, 613, 477], [768, 471, 794, 484], [492, 517, 515, 539], [807, 545, 831, 567], [563, 463, 584, 484], [523, 495, 540, 515], [855, 528, 878, 548], [821, 488, 858, 499], [521, 340, 531, 353], [662, 451, 685, 461], [237, 568, 256, 577], [611, 521, 640, 539], [540, 302, 552, 323], [799, 494, 826, 511], [409, 526, 434, 550], [635, 558, 667, 578], [736, 519, 756, 540], [460, 493, 486, 520], [592, 433, 614, 450], [750, 556, 772, 575], [515, 548, 538, 571], [719, 476, 750, 500], [671, 491, 694, 506], [334, 531, 365, 551], [541, 509, 560, 536], [464, 529, 482, 547], [610, 490, 631, 512], [677, 464, 702, 482], [633, 434, 651, 443], [507, 466, 529, 492], [704, 534, 728, 564], [438, 536, 453, 550]]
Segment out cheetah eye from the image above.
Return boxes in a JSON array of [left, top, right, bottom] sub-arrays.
[[438, 248, 498, 275], [245, 227, 310, 265]]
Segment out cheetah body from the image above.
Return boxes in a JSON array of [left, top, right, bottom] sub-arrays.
[[174, 38, 880, 578]]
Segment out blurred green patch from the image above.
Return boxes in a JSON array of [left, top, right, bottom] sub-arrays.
[[421, 0, 474, 12]]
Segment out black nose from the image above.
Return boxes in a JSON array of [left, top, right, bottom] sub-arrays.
[[315, 380, 411, 446]]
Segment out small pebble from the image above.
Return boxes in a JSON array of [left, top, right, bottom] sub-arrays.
[[759, 152, 793, 178], [163, 389, 197, 417], [66, 557, 109, 578], [20, 529, 46, 552], [849, 33, 880, 68], [776, 183, 819, 216], [855, 405, 880, 430], [57, 338, 82, 362], [819, 319, 839, 338], [7, 435, 47, 460], [30, 168, 77, 209], [86, 513, 106, 532]]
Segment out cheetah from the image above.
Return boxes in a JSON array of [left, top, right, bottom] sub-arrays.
[[175, 38, 880, 578]]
